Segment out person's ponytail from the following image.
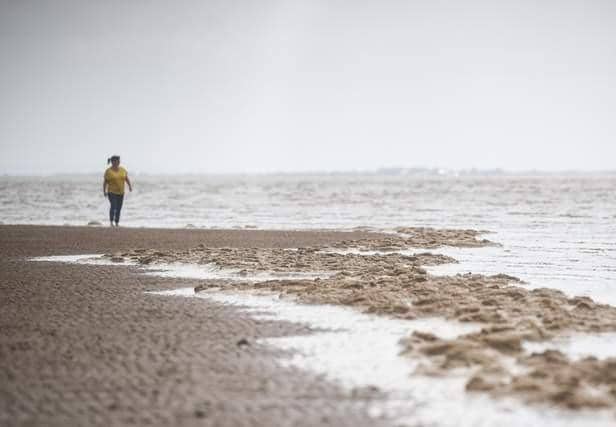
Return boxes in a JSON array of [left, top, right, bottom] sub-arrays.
[[108, 155, 120, 165]]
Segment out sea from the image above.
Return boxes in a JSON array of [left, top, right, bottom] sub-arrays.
[[2, 173, 616, 304]]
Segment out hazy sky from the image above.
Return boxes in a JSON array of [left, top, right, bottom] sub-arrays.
[[1, 0, 615, 174]]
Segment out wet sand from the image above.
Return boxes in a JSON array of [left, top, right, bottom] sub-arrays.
[[4, 224, 616, 425], [0, 225, 389, 427], [110, 228, 616, 412]]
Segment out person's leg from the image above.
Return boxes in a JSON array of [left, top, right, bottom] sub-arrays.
[[108, 194, 115, 226], [114, 194, 124, 225]]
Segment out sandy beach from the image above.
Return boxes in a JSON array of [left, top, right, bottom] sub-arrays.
[[0, 225, 388, 427], [3, 224, 616, 426], [4, 0, 615, 424]]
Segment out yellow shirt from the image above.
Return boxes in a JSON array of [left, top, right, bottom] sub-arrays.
[[104, 167, 128, 195]]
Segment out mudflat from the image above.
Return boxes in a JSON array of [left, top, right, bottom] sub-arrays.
[[4, 224, 616, 425], [0, 225, 388, 427]]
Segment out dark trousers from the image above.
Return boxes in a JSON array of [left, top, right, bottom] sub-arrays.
[[108, 193, 124, 224]]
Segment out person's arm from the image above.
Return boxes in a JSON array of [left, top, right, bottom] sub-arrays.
[[103, 176, 108, 196], [125, 174, 133, 192]]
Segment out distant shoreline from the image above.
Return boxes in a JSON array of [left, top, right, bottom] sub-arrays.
[[2, 169, 616, 178]]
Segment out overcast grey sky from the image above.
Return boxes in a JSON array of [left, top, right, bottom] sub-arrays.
[[1, 0, 615, 174]]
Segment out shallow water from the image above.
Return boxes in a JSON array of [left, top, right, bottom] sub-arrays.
[[6, 174, 616, 309], [523, 332, 616, 361], [31, 254, 123, 265], [31, 254, 331, 282], [423, 244, 616, 306], [323, 244, 616, 306]]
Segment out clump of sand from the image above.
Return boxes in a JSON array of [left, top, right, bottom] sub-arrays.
[[109, 246, 456, 275], [404, 329, 616, 410], [333, 227, 496, 251], [106, 227, 616, 410]]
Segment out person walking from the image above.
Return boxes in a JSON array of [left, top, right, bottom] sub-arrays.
[[103, 155, 132, 227]]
